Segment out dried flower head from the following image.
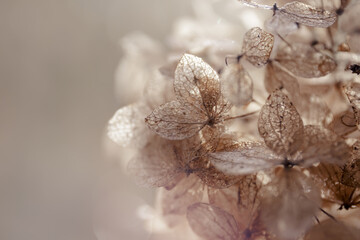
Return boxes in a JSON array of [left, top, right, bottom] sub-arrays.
[[145, 54, 230, 140]]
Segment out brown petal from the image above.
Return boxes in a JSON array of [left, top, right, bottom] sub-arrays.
[[242, 27, 274, 67], [258, 89, 304, 156], [187, 203, 240, 240], [278, 1, 337, 28], [276, 43, 336, 78], [221, 64, 253, 107], [145, 101, 208, 140], [174, 54, 222, 113]]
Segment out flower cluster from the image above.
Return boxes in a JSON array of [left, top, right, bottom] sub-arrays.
[[107, 0, 360, 239]]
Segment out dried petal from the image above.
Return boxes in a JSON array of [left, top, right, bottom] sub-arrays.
[[174, 53, 221, 113], [343, 80, 360, 127], [208, 175, 263, 230], [261, 169, 320, 240], [293, 93, 333, 125], [220, 64, 253, 106], [299, 125, 351, 166], [276, 43, 337, 78], [242, 27, 274, 67], [107, 103, 150, 147], [161, 174, 204, 215], [265, 13, 299, 36], [277, 1, 337, 28], [258, 89, 304, 156], [210, 141, 283, 175], [145, 101, 208, 140], [127, 137, 183, 188], [187, 203, 240, 240]]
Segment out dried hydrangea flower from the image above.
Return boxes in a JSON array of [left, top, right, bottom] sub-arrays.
[[146, 54, 230, 140], [220, 63, 253, 107], [210, 90, 350, 175], [276, 43, 337, 78], [241, 27, 274, 67], [310, 162, 360, 210]]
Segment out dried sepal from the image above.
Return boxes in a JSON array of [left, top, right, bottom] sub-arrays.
[[161, 174, 204, 215], [146, 54, 230, 140], [127, 137, 184, 188], [145, 101, 208, 140], [276, 43, 337, 78], [107, 103, 150, 147], [309, 163, 360, 210], [209, 141, 283, 175], [343, 80, 360, 127], [277, 1, 337, 28], [220, 64, 253, 106], [261, 169, 320, 240], [299, 125, 351, 166], [174, 53, 221, 112], [258, 89, 304, 156], [242, 27, 274, 67], [187, 203, 240, 240]]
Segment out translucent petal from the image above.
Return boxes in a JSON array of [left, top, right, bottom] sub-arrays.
[[293, 93, 333, 125], [276, 43, 337, 78], [265, 13, 299, 36], [299, 125, 351, 166], [107, 103, 150, 147], [145, 101, 208, 140], [208, 175, 263, 230], [190, 157, 242, 189], [127, 137, 183, 188], [278, 1, 337, 28], [210, 141, 283, 175], [261, 169, 320, 240], [161, 174, 204, 215], [220, 64, 253, 107], [258, 89, 304, 156], [174, 54, 221, 113], [242, 27, 274, 67], [187, 203, 240, 240]]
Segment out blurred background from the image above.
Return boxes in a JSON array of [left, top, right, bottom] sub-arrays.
[[0, 1, 192, 239]]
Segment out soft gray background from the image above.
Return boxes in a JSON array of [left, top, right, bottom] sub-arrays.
[[0, 1, 191, 239]]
